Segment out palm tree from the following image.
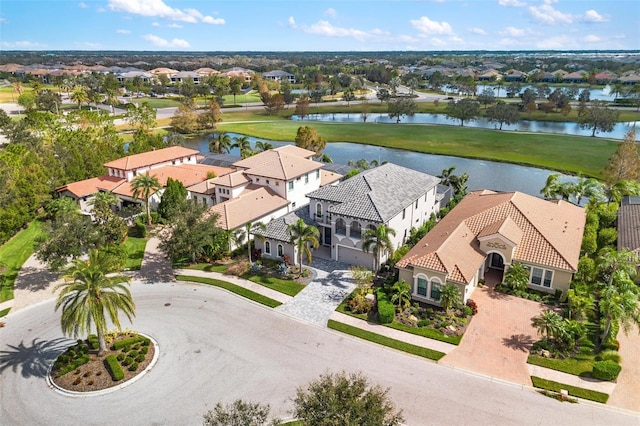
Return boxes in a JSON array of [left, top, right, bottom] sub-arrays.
[[232, 135, 253, 159], [208, 131, 233, 154], [362, 225, 396, 272], [287, 219, 320, 277], [254, 140, 273, 152], [605, 179, 640, 204], [540, 173, 561, 199], [55, 249, 135, 356], [390, 281, 412, 312], [596, 247, 638, 286], [599, 279, 639, 346], [131, 173, 162, 226], [438, 166, 457, 187], [531, 309, 563, 343], [242, 221, 267, 265], [566, 176, 605, 205], [70, 86, 89, 110], [439, 282, 462, 314], [388, 77, 400, 96], [504, 262, 529, 293]]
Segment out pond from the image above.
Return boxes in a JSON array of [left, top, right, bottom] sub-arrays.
[[185, 134, 578, 197], [291, 113, 638, 139]]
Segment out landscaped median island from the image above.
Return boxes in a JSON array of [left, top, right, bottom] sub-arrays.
[[531, 376, 609, 404], [176, 275, 283, 308], [50, 332, 156, 393]]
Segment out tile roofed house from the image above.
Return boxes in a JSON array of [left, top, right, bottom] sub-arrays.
[[396, 190, 586, 306], [255, 163, 441, 267], [617, 196, 640, 280], [105, 146, 199, 180], [209, 185, 290, 231]]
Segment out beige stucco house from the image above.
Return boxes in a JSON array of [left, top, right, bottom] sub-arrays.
[[396, 190, 586, 306]]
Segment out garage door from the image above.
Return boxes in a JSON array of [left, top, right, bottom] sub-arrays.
[[337, 245, 373, 268]]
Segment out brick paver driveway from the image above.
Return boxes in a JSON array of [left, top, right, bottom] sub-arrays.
[[440, 284, 544, 385]]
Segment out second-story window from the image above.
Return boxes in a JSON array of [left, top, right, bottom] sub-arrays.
[[288, 181, 294, 190], [305, 173, 309, 184]]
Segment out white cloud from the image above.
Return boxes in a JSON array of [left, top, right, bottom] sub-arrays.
[[108, 0, 223, 25], [305, 20, 370, 40], [202, 16, 225, 25], [498, 0, 525, 7], [78, 2, 88, 8], [529, 4, 573, 25], [1, 40, 47, 49], [468, 27, 487, 35], [152, 22, 160, 27], [143, 34, 190, 48], [168, 23, 182, 28], [582, 10, 607, 22], [116, 29, 131, 34], [410, 16, 454, 35], [324, 8, 336, 18], [0, 17, 7, 24], [288, 16, 296, 28], [97, 7, 105, 12], [500, 26, 526, 37], [584, 34, 601, 43]]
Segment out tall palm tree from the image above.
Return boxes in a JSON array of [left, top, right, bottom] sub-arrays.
[[242, 221, 267, 265], [596, 247, 638, 286], [439, 282, 462, 314], [232, 135, 253, 159], [208, 131, 233, 154], [362, 224, 396, 272], [131, 173, 162, 225], [566, 176, 605, 205], [254, 140, 273, 152], [605, 179, 640, 204], [599, 279, 639, 346], [288, 219, 319, 277], [438, 166, 457, 187], [55, 249, 135, 356], [70, 86, 89, 110]]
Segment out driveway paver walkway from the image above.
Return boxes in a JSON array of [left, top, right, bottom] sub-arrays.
[[276, 267, 356, 326], [439, 285, 544, 386], [608, 323, 640, 411]]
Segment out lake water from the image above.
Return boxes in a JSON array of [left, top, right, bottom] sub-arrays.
[[186, 134, 578, 197], [292, 113, 638, 139]]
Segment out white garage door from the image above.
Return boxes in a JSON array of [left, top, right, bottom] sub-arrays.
[[337, 246, 373, 268]]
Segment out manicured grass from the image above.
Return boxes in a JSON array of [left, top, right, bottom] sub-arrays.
[[242, 274, 305, 297], [0, 307, 10, 317], [527, 354, 594, 377], [0, 221, 44, 302], [129, 97, 181, 109], [123, 237, 147, 271], [219, 117, 618, 178], [327, 319, 445, 361], [176, 275, 282, 308], [531, 376, 609, 404], [385, 322, 462, 345], [180, 263, 228, 273]]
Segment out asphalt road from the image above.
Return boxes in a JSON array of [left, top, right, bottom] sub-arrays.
[[1, 281, 638, 425]]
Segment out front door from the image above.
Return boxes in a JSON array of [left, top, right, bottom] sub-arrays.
[[490, 252, 504, 270], [324, 226, 332, 246]]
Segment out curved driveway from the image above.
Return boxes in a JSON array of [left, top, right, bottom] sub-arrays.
[[1, 281, 638, 426]]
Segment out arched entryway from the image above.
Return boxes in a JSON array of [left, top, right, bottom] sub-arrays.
[[484, 252, 505, 286]]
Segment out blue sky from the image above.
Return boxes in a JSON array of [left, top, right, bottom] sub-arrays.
[[1, 0, 638, 51]]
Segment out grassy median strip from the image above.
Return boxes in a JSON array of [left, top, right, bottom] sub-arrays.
[[0, 221, 43, 302], [528, 354, 594, 377], [531, 376, 609, 404], [176, 275, 282, 308], [242, 274, 305, 297], [327, 320, 445, 361], [385, 322, 461, 345], [123, 237, 147, 271]]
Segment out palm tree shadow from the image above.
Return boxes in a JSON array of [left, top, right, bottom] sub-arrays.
[[502, 334, 535, 352], [0, 337, 71, 378]]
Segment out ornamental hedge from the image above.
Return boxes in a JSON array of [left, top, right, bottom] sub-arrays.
[[104, 355, 125, 381]]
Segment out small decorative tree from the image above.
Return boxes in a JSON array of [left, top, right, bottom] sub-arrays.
[[440, 282, 462, 315], [503, 262, 530, 293], [390, 281, 412, 313]]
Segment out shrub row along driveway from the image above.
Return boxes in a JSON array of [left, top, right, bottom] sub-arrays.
[[2, 282, 639, 425]]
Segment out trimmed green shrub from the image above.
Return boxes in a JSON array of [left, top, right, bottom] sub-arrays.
[[112, 335, 145, 350], [417, 319, 431, 327], [55, 354, 91, 378], [122, 356, 134, 367], [116, 353, 125, 362], [595, 350, 621, 364], [105, 355, 124, 381], [377, 289, 395, 324], [592, 360, 621, 381], [135, 354, 145, 363], [462, 306, 473, 317], [129, 350, 138, 358], [88, 334, 99, 350], [140, 347, 148, 355], [128, 362, 139, 372]]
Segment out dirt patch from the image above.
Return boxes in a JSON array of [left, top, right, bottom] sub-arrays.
[[51, 335, 155, 393]]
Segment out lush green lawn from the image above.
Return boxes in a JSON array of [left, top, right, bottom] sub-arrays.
[[0, 221, 44, 302], [219, 116, 617, 178], [0, 307, 10, 317], [531, 376, 609, 403], [123, 237, 147, 271], [176, 275, 282, 308], [528, 354, 594, 377], [180, 263, 228, 273], [385, 321, 462, 345], [327, 319, 445, 361], [242, 274, 305, 297]]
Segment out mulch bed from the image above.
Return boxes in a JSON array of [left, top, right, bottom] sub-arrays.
[[51, 335, 155, 393]]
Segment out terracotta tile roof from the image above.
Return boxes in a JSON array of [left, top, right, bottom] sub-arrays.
[[273, 145, 316, 158], [212, 170, 251, 187], [104, 146, 199, 171], [396, 190, 586, 282], [209, 185, 290, 230], [232, 148, 322, 180], [320, 170, 343, 186], [112, 164, 223, 198], [56, 175, 125, 198], [618, 196, 640, 256]]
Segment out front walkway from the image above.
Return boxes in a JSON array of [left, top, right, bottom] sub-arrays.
[[607, 323, 640, 411], [439, 285, 543, 386]]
